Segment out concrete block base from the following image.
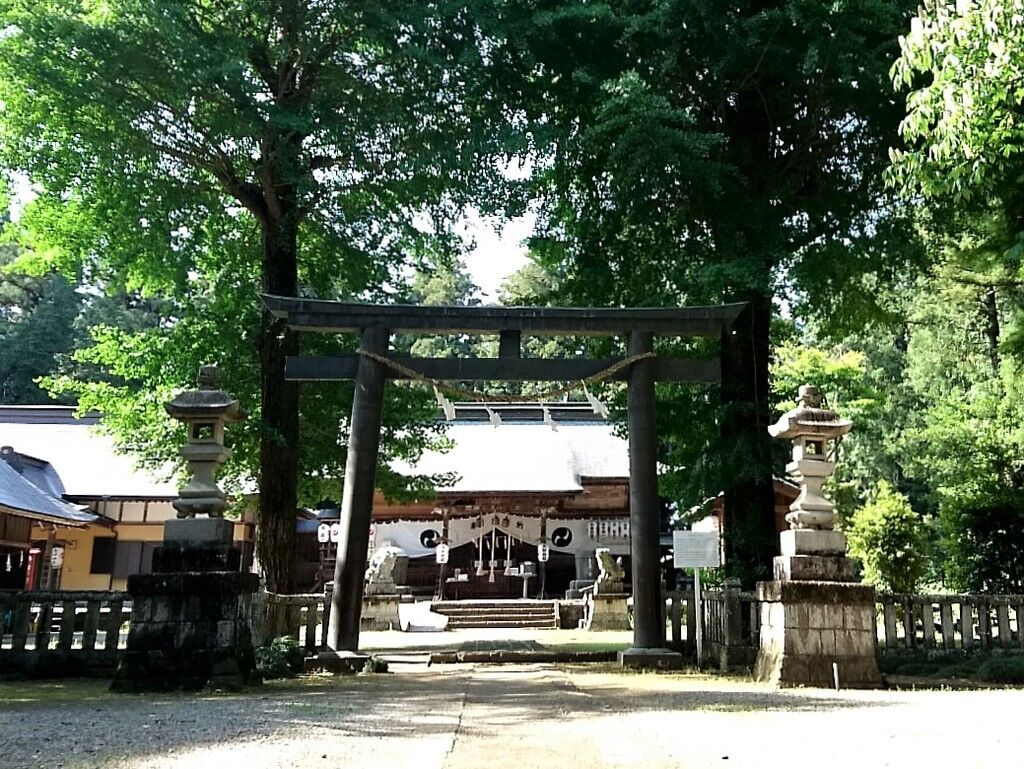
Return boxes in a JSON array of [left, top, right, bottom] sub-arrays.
[[773, 554, 860, 583], [779, 529, 847, 556], [618, 647, 684, 670], [111, 570, 259, 692], [164, 516, 235, 544], [304, 650, 370, 675], [583, 593, 631, 631], [754, 580, 881, 689], [153, 542, 241, 572]]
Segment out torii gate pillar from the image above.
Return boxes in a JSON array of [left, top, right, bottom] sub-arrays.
[[619, 331, 683, 669]]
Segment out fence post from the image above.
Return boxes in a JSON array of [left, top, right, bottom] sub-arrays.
[[997, 602, 1011, 648], [11, 598, 30, 651], [723, 579, 742, 649], [35, 601, 52, 651], [82, 599, 101, 651], [58, 599, 76, 651], [104, 597, 123, 651], [902, 597, 914, 649], [883, 598, 897, 649], [685, 588, 696, 654], [962, 600, 974, 650], [669, 593, 682, 649], [939, 600, 955, 650]]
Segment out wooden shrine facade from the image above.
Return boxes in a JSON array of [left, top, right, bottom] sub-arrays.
[[263, 295, 747, 665]]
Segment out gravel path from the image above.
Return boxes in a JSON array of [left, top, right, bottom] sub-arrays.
[[2, 665, 1021, 769]]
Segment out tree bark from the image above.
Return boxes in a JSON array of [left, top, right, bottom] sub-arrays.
[[720, 292, 777, 588], [256, 205, 300, 594]]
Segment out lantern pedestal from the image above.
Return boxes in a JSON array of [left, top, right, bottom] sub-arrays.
[[111, 568, 258, 692], [754, 578, 881, 689], [113, 516, 255, 691]]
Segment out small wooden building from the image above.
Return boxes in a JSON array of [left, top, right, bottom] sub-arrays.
[[0, 445, 98, 589]]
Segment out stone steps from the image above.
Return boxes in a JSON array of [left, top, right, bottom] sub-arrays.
[[431, 600, 558, 630]]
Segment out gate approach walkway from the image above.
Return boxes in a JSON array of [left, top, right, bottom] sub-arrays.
[[1, 664, 1021, 769]]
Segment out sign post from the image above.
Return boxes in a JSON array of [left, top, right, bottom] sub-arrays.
[[672, 530, 721, 669]]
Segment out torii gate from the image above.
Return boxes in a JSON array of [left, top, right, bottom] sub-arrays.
[[263, 296, 747, 668]]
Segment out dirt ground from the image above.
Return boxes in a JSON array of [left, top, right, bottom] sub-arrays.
[[2, 662, 1021, 769]]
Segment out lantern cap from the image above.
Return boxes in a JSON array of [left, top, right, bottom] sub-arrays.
[[768, 384, 851, 440], [164, 364, 245, 421]]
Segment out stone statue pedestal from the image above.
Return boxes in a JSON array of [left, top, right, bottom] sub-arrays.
[[582, 591, 631, 631], [111, 518, 257, 692], [360, 593, 412, 631]]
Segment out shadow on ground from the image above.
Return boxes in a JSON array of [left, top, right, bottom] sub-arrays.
[[0, 662, 904, 769]]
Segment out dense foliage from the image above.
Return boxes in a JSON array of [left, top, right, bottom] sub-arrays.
[[0, 0, 518, 590], [488, 0, 920, 583], [3, 0, 1024, 593]]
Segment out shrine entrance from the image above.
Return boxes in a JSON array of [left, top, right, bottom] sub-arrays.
[[263, 296, 747, 667], [439, 528, 562, 600]]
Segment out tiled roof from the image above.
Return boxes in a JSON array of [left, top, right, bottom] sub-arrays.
[[0, 455, 97, 524], [392, 412, 629, 495]]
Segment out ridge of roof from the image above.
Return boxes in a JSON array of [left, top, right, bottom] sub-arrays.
[[0, 405, 101, 425]]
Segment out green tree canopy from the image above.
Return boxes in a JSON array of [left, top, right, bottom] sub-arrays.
[[492, 0, 921, 583], [0, 0, 517, 590]]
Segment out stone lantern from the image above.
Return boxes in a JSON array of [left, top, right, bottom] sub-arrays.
[[768, 384, 852, 570], [112, 364, 258, 692], [165, 365, 243, 515], [753, 383, 881, 689]]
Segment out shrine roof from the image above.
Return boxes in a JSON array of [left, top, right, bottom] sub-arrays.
[[0, 450, 98, 525], [391, 406, 629, 495], [0, 406, 178, 500]]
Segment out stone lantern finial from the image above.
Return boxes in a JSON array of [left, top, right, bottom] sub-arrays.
[[197, 364, 220, 390], [798, 383, 821, 408]]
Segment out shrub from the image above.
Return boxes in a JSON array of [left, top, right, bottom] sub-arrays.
[[847, 481, 928, 593], [255, 636, 304, 680], [940, 489, 1024, 593], [976, 655, 1024, 684]]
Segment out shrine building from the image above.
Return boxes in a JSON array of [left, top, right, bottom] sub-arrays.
[[302, 401, 632, 598]]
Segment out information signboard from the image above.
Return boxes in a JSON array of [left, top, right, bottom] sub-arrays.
[[672, 530, 721, 569]]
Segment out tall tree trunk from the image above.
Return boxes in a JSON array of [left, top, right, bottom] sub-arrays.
[[257, 209, 300, 594], [720, 291, 776, 588], [717, 83, 783, 587]]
